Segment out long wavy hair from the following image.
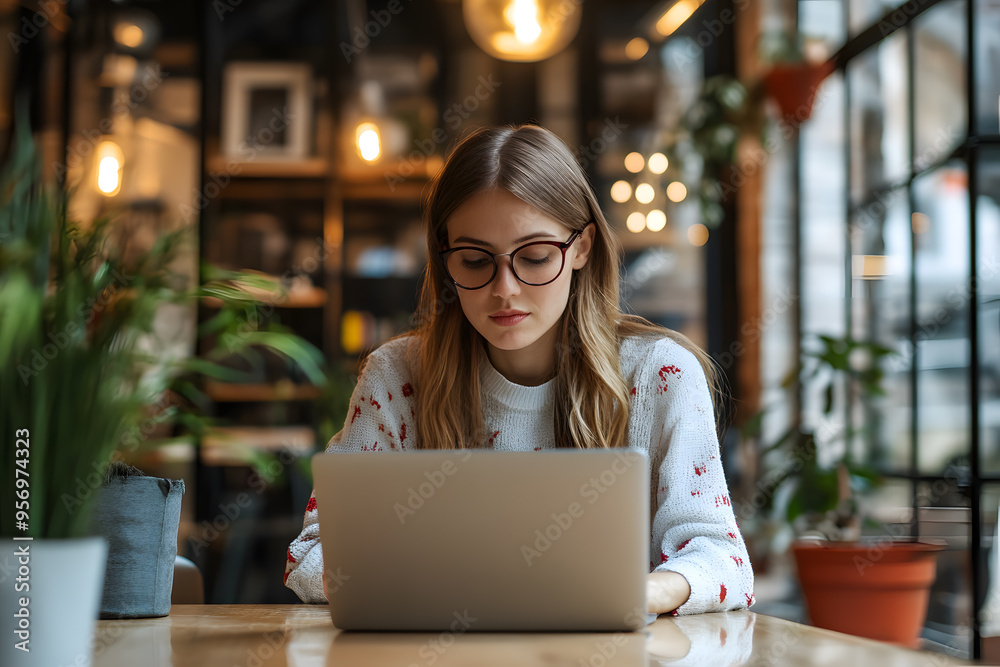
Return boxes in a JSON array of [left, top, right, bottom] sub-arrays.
[[397, 124, 722, 449]]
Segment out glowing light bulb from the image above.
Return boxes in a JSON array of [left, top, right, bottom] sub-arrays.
[[648, 153, 669, 174], [464, 0, 581, 62], [114, 24, 144, 48], [505, 0, 542, 44], [356, 123, 381, 162], [666, 181, 688, 202], [95, 141, 124, 196], [655, 0, 706, 37], [688, 223, 709, 246], [624, 152, 645, 173], [625, 37, 649, 60], [635, 183, 655, 204], [610, 180, 633, 203], [98, 158, 120, 194], [626, 212, 646, 233], [646, 209, 667, 232]]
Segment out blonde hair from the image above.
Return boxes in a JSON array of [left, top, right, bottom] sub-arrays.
[[395, 124, 722, 449]]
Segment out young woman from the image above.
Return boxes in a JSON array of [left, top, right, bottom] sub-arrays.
[[284, 124, 754, 615]]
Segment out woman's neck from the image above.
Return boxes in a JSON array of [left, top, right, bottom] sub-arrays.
[[485, 327, 559, 387]]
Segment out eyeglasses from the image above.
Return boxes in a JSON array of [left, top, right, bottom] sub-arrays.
[[439, 227, 585, 291]]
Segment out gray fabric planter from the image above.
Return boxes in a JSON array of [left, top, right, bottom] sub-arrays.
[[92, 474, 185, 619]]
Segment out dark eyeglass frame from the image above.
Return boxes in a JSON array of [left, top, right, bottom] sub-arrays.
[[439, 224, 589, 291]]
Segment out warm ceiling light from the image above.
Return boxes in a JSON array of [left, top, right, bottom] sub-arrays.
[[666, 181, 688, 202], [626, 212, 646, 233], [610, 180, 633, 203], [113, 24, 144, 48], [624, 152, 645, 173], [648, 153, 669, 174], [645, 209, 667, 232], [356, 122, 381, 162], [463, 0, 582, 62], [654, 0, 707, 38], [688, 223, 709, 246], [95, 141, 124, 196], [635, 183, 655, 204], [625, 37, 649, 60]]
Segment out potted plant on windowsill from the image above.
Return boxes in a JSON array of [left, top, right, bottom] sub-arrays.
[[745, 333, 942, 647], [0, 120, 331, 663]]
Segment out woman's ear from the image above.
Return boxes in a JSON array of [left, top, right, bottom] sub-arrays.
[[571, 222, 596, 270]]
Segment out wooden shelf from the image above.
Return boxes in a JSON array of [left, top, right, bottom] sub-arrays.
[[206, 154, 330, 179], [119, 437, 197, 466], [202, 285, 328, 309], [342, 177, 429, 202], [201, 425, 315, 466], [204, 381, 322, 402]]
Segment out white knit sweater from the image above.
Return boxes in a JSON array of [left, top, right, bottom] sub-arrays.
[[284, 335, 754, 615]]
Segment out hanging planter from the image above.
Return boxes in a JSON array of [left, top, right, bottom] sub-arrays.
[[793, 540, 943, 647], [763, 60, 835, 126]]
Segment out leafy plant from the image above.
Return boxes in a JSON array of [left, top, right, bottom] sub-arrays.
[[0, 120, 343, 538], [660, 75, 760, 227], [743, 334, 896, 542]]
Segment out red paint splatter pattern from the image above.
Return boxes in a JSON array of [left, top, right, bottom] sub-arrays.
[[657, 365, 682, 393]]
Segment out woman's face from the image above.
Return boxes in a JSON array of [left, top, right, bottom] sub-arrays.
[[444, 189, 594, 371]]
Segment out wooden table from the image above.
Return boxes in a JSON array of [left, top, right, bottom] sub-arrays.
[[91, 605, 976, 666]]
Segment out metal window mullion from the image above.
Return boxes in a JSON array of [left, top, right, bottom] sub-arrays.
[[967, 0, 982, 659]]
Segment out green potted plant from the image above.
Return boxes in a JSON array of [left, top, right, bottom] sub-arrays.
[[657, 32, 835, 231], [659, 74, 756, 228], [744, 333, 942, 646], [0, 121, 332, 661]]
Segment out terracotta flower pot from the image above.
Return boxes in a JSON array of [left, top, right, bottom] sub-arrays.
[[763, 60, 835, 125], [792, 540, 943, 647]]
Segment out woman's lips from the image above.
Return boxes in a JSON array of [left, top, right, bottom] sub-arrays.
[[489, 312, 529, 327]]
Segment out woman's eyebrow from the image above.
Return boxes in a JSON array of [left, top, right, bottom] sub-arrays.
[[452, 232, 558, 247]]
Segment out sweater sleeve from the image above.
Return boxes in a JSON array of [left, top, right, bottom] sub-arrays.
[[646, 340, 754, 615], [283, 340, 416, 603]]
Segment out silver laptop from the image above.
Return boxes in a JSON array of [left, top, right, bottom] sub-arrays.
[[311, 449, 652, 632]]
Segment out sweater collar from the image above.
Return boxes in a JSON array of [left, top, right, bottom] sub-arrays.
[[478, 348, 555, 411]]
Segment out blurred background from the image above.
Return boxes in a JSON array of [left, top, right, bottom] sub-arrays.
[[1, 0, 998, 659]]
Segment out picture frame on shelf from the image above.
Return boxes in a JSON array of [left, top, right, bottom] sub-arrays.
[[221, 62, 312, 161]]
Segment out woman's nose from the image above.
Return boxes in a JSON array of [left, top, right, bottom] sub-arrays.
[[491, 257, 521, 297]]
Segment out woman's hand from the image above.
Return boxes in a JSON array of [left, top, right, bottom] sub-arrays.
[[646, 571, 691, 615]]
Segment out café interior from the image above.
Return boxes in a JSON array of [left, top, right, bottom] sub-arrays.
[[2, 0, 999, 663]]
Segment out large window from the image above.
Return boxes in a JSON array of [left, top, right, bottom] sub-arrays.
[[798, 0, 999, 658]]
